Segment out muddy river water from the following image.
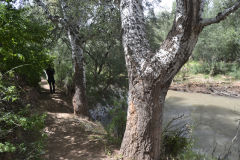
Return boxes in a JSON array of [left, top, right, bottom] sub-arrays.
[[164, 91, 240, 159]]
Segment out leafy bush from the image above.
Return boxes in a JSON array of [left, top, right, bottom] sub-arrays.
[[161, 115, 193, 159], [228, 62, 240, 79], [229, 70, 240, 80], [0, 3, 54, 86], [0, 77, 46, 160], [189, 61, 210, 74], [161, 115, 217, 160], [180, 61, 240, 80], [105, 101, 127, 145]]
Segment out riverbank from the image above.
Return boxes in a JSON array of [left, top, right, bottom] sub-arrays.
[[170, 74, 240, 98]]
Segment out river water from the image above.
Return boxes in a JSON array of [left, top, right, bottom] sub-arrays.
[[164, 90, 240, 159]]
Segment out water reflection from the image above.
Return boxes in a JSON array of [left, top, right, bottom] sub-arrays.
[[164, 91, 240, 159]]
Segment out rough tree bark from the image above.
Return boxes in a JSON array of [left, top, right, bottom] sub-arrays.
[[59, 0, 88, 116], [36, 0, 89, 115], [119, 0, 240, 159], [67, 29, 88, 115]]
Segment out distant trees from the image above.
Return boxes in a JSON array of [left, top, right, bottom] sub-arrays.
[[83, 4, 127, 105], [147, 0, 240, 78], [35, 0, 97, 115], [35, 0, 128, 113], [119, 0, 240, 159], [193, 0, 240, 76], [146, 11, 174, 52]]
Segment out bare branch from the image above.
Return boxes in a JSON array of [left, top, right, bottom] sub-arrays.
[[84, 49, 96, 62], [200, 0, 240, 27], [3, 64, 31, 76], [120, 0, 152, 74]]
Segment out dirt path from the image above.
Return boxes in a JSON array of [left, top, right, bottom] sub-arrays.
[[38, 80, 112, 160]]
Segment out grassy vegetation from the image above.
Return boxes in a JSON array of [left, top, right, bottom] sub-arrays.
[[104, 110, 219, 160], [174, 61, 240, 83]]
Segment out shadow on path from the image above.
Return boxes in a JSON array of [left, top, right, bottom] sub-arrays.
[[38, 80, 109, 160]]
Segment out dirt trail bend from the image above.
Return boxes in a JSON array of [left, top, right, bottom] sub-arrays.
[[38, 80, 113, 160]]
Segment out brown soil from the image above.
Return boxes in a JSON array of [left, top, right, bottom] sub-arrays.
[[37, 79, 118, 160], [170, 81, 240, 98]]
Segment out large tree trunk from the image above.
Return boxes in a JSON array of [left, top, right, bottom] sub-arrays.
[[119, 0, 240, 159], [120, 0, 202, 158], [68, 29, 88, 116], [121, 79, 172, 159]]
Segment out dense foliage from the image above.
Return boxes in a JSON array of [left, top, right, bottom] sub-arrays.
[[0, 3, 53, 86], [0, 2, 51, 159], [84, 4, 127, 105], [51, 2, 127, 106], [193, 0, 240, 76], [0, 76, 46, 160], [147, 1, 240, 79]]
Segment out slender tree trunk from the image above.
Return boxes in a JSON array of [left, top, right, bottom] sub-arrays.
[[36, 0, 90, 116], [68, 29, 88, 115]]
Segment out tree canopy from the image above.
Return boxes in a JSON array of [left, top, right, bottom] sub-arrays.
[[0, 3, 54, 85]]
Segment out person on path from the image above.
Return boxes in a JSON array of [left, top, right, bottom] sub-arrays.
[[46, 64, 55, 94]]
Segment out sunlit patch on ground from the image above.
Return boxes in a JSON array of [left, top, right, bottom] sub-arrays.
[[38, 79, 116, 160]]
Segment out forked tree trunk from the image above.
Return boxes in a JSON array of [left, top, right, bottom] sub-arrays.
[[68, 30, 88, 116], [119, 0, 240, 159]]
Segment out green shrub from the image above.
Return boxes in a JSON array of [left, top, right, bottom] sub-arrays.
[[0, 3, 54, 86], [190, 61, 211, 74], [106, 104, 127, 145], [161, 115, 217, 160], [228, 62, 240, 79], [177, 150, 216, 160], [229, 70, 240, 79], [161, 115, 193, 159], [0, 77, 46, 160], [185, 61, 240, 79]]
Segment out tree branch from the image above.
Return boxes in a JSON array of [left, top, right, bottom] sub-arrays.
[[61, 37, 72, 50], [121, 0, 240, 84], [120, 0, 152, 74], [200, 0, 240, 27], [84, 49, 96, 62], [34, 0, 66, 25], [97, 44, 112, 75]]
